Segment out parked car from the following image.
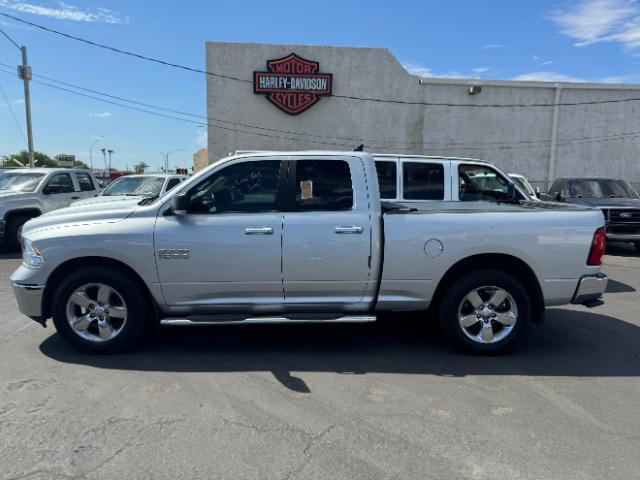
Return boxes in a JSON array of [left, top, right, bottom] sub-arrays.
[[548, 177, 640, 251], [12, 151, 606, 354], [509, 173, 540, 200], [0, 168, 98, 249], [373, 155, 531, 203], [71, 173, 186, 208]]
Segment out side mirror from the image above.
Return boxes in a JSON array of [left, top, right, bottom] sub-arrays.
[[43, 184, 62, 195], [555, 192, 563, 201], [534, 187, 541, 197], [507, 183, 516, 199], [171, 192, 189, 214]]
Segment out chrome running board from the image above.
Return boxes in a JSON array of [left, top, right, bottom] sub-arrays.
[[160, 315, 376, 326]]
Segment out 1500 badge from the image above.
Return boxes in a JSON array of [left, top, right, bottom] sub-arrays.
[[157, 249, 190, 260]]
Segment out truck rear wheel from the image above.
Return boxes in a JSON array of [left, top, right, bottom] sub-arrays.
[[438, 269, 530, 354], [51, 266, 149, 353]]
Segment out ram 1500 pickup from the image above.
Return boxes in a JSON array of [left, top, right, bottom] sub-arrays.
[[11, 151, 608, 354]]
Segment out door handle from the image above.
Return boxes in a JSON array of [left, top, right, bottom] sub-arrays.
[[245, 227, 273, 235], [71, 196, 80, 200], [335, 226, 363, 234]]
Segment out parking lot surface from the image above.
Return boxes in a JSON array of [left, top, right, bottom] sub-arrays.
[[1, 246, 639, 480]]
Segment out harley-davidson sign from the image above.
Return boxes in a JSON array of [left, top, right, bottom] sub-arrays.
[[253, 53, 333, 115]]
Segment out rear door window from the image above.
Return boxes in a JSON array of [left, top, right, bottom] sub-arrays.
[[375, 161, 397, 199], [293, 160, 353, 211], [75, 172, 95, 191], [402, 162, 445, 200], [46, 173, 75, 193]]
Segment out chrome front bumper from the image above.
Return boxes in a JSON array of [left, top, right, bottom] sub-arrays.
[[571, 274, 607, 306], [12, 282, 46, 325]]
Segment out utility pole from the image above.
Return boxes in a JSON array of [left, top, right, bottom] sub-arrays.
[[18, 46, 34, 168], [0, 27, 34, 167], [89, 137, 103, 170], [107, 149, 114, 172]]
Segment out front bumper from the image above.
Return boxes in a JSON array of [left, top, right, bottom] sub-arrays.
[[12, 282, 46, 325], [571, 274, 607, 306], [606, 233, 640, 241]]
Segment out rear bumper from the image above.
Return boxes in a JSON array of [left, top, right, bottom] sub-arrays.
[[12, 282, 46, 325], [571, 274, 607, 306]]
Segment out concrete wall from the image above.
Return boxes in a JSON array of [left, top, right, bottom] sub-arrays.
[[206, 42, 640, 189], [192, 147, 208, 172]]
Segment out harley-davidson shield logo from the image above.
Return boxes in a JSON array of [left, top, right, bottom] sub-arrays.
[[253, 53, 333, 115]]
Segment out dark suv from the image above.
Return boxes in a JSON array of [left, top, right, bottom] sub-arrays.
[[547, 178, 640, 252]]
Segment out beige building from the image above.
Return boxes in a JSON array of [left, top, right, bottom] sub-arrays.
[[205, 41, 640, 190], [192, 147, 208, 172]]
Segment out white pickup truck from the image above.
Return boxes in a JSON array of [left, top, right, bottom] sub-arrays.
[[0, 168, 99, 249], [11, 151, 607, 354]]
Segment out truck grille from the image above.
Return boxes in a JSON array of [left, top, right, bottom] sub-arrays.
[[605, 209, 640, 224]]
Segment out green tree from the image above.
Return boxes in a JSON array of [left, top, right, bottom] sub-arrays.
[[2, 151, 90, 169]]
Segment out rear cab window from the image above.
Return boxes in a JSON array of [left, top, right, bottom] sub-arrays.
[[293, 160, 353, 211], [75, 172, 96, 192]]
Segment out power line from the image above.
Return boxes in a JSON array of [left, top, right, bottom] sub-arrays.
[[3, 12, 640, 110], [2, 64, 640, 153], [0, 81, 27, 144], [5, 60, 640, 151], [0, 25, 20, 50], [0, 12, 250, 84]]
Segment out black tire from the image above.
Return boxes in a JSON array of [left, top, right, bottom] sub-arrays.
[[52, 266, 149, 353], [5, 215, 29, 251], [438, 269, 530, 354]]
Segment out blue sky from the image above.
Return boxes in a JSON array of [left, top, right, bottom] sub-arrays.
[[1, 0, 639, 170]]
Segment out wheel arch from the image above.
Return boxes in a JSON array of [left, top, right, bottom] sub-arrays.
[[42, 256, 159, 321], [431, 253, 545, 324], [5, 208, 42, 222]]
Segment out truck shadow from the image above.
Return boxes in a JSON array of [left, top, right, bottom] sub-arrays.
[[39, 308, 640, 392]]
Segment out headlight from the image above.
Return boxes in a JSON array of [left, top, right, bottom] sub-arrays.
[[22, 238, 45, 268]]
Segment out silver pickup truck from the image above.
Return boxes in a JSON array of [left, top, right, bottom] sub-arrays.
[[11, 151, 607, 354], [0, 168, 99, 249]]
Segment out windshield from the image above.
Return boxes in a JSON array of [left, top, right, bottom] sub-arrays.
[[101, 176, 165, 197], [510, 176, 536, 197], [0, 172, 45, 192], [567, 179, 639, 199]]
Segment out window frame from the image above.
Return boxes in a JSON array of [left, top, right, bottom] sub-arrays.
[[285, 158, 355, 212], [178, 158, 288, 215]]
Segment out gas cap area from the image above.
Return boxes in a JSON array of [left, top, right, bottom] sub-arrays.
[[424, 238, 444, 258]]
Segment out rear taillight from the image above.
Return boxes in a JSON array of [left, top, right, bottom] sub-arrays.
[[587, 227, 606, 266]]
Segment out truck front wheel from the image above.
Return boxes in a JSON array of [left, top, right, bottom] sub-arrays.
[[51, 266, 149, 353], [5, 215, 29, 251], [438, 269, 530, 354]]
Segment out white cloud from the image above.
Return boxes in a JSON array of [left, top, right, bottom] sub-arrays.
[[471, 67, 491, 75], [481, 44, 505, 49], [599, 73, 640, 82], [539, 60, 554, 66], [512, 71, 586, 82], [196, 129, 207, 147], [12, 98, 24, 104], [549, 0, 640, 50], [89, 112, 113, 117], [0, 1, 129, 24], [401, 62, 469, 79]]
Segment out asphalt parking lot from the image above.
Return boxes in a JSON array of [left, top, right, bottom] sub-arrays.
[[1, 247, 639, 480]]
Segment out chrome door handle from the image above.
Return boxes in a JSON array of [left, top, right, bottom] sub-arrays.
[[335, 226, 363, 234], [245, 227, 273, 235]]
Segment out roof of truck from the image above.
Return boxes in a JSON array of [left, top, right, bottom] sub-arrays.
[[0, 167, 91, 174], [230, 150, 493, 164]]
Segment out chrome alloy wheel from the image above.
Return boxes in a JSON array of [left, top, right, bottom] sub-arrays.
[[65, 283, 128, 342], [457, 286, 518, 344]]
